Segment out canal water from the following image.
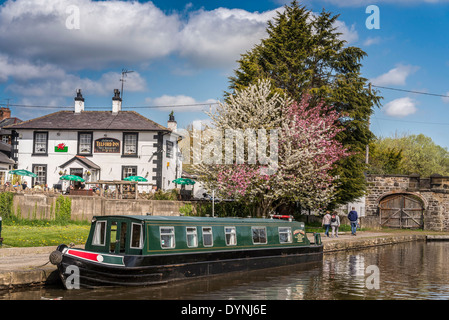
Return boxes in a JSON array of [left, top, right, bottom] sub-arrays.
[[2, 240, 449, 300]]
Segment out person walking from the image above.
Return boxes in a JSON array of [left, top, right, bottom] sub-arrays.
[[348, 207, 358, 236], [330, 212, 340, 238], [322, 211, 331, 237]]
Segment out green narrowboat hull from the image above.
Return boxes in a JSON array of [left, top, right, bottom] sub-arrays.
[[51, 215, 323, 288]]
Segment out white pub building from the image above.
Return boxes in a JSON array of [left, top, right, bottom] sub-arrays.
[[7, 89, 182, 192]]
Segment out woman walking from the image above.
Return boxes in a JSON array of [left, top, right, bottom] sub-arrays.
[[330, 213, 340, 238]]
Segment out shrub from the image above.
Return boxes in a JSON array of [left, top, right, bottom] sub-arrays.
[[0, 192, 14, 219], [55, 195, 72, 224]]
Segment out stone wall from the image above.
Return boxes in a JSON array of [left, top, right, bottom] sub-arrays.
[[11, 194, 191, 221], [365, 174, 449, 231]]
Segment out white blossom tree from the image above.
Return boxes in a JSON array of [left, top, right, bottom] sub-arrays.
[[192, 79, 349, 216]]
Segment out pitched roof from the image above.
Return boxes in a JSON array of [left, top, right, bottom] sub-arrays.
[[5, 111, 169, 132], [0, 117, 23, 134], [60, 155, 101, 170]]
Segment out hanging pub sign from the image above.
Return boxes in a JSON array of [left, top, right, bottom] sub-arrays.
[[94, 138, 120, 153]]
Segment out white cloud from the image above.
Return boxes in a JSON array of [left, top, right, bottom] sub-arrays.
[[177, 8, 278, 68], [301, 0, 449, 7], [0, 0, 277, 70], [363, 36, 381, 46], [0, 0, 181, 69], [0, 54, 66, 82], [384, 97, 417, 117], [0, 0, 357, 71], [146, 95, 218, 112], [371, 64, 419, 86], [6, 69, 146, 98], [333, 20, 358, 44]]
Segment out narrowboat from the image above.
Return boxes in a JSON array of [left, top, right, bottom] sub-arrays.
[[50, 215, 323, 288]]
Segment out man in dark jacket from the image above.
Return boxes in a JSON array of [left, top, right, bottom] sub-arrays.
[[348, 207, 358, 236]]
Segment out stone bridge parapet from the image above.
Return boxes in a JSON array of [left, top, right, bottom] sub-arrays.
[[366, 174, 449, 231]]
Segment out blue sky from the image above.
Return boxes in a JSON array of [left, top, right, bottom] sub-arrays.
[[1, 0, 449, 148]]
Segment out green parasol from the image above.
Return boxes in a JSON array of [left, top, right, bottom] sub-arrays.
[[172, 178, 196, 185], [60, 175, 85, 182], [8, 169, 37, 178]]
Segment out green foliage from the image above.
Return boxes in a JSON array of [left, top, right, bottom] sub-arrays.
[[153, 189, 178, 200], [368, 133, 449, 176], [196, 200, 256, 218], [179, 203, 194, 216], [228, 1, 381, 207], [0, 192, 14, 219], [55, 195, 72, 224]]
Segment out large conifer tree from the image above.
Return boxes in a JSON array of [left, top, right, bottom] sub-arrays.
[[228, 1, 381, 207]]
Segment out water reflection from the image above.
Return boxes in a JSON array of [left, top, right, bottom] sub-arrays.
[[3, 241, 449, 300]]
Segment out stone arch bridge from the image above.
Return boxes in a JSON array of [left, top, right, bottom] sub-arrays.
[[365, 174, 449, 231]]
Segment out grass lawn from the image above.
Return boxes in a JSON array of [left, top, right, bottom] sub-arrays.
[[1, 223, 90, 247]]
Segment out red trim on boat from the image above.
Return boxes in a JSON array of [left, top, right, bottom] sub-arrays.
[[67, 249, 100, 262]]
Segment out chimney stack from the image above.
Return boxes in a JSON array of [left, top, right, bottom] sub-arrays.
[[167, 111, 177, 132], [0, 107, 11, 121], [74, 89, 84, 113], [112, 89, 122, 114]]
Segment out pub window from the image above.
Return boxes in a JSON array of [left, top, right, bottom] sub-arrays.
[[278, 227, 292, 243], [78, 132, 93, 155], [186, 227, 198, 248], [122, 166, 137, 180], [92, 221, 106, 246], [123, 132, 138, 156], [166, 140, 173, 158], [202, 227, 213, 247], [33, 131, 48, 155], [252, 227, 267, 244], [160, 227, 175, 249], [32, 164, 47, 186], [225, 227, 237, 246], [130, 223, 143, 249]]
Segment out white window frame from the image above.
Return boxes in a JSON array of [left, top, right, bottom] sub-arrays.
[[160, 226, 175, 249], [34, 132, 47, 154], [225, 226, 237, 246], [202, 227, 213, 247], [79, 132, 92, 154], [123, 133, 137, 155], [92, 221, 107, 246], [186, 227, 198, 248], [251, 226, 267, 244], [130, 223, 143, 249], [278, 227, 292, 243]]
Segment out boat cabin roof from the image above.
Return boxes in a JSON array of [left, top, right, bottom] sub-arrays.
[[93, 215, 301, 225]]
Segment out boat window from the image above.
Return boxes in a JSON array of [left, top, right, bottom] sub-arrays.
[[186, 227, 198, 248], [160, 227, 175, 249], [92, 221, 106, 246], [279, 227, 292, 243], [130, 223, 143, 249], [225, 227, 237, 246], [252, 227, 267, 244], [202, 227, 213, 247]]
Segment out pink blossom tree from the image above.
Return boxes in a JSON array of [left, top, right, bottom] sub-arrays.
[[194, 80, 349, 216]]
